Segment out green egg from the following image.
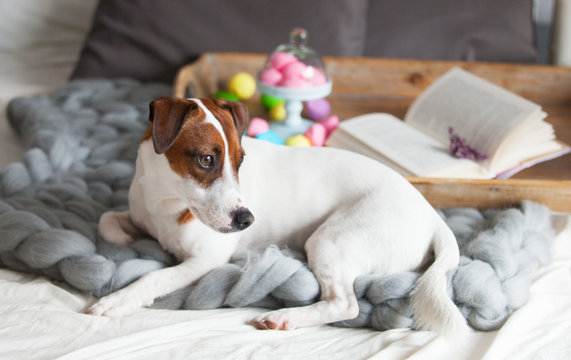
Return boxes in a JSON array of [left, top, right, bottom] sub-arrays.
[[261, 94, 285, 111], [213, 90, 239, 101]]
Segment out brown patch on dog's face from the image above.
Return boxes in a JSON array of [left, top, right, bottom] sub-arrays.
[[145, 97, 246, 188], [164, 111, 226, 188], [200, 99, 246, 180]]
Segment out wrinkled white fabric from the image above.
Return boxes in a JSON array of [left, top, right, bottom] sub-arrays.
[[0, 217, 567, 360]]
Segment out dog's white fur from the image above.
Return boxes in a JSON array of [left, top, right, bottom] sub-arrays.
[[90, 98, 467, 335]]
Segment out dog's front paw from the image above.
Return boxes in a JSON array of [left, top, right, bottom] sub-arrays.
[[87, 293, 144, 317], [251, 310, 295, 331]]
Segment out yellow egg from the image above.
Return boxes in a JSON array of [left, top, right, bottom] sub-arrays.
[[269, 103, 286, 121], [228, 72, 256, 99], [285, 134, 312, 147]]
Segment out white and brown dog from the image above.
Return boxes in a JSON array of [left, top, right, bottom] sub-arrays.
[[89, 97, 467, 335]]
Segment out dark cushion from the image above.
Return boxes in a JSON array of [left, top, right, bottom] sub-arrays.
[[71, 0, 368, 83], [364, 0, 537, 62]]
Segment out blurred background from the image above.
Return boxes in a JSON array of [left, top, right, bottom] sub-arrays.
[[0, 0, 569, 86]]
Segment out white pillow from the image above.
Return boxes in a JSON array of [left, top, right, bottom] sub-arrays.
[[0, 0, 98, 85]]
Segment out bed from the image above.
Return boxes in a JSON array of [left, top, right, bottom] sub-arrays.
[[1, 1, 570, 359]]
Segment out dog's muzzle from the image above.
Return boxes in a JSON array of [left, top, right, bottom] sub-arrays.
[[231, 208, 255, 231]]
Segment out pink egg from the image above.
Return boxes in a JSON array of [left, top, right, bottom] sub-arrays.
[[278, 77, 312, 89], [320, 115, 339, 136], [270, 52, 298, 70], [246, 117, 270, 137], [304, 123, 327, 146], [310, 69, 328, 86], [260, 68, 283, 86], [282, 61, 307, 80]]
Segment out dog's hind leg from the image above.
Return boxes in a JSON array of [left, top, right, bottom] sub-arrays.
[[251, 230, 360, 330], [98, 211, 140, 246], [251, 270, 359, 330]]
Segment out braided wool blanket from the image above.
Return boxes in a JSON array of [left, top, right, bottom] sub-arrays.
[[1, 79, 554, 331]]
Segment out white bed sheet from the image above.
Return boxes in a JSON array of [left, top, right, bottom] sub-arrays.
[[0, 1, 570, 359], [0, 218, 568, 360]]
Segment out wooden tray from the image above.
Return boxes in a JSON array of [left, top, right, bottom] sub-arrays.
[[173, 53, 571, 212]]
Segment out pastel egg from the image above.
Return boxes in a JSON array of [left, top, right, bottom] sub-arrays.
[[285, 134, 312, 147], [320, 115, 339, 136], [282, 61, 307, 80], [260, 68, 283, 86], [213, 90, 239, 101], [228, 72, 256, 99], [303, 98, 331, 121], [246, 117, 270, 137], [270, 52, 298, 70], [278, 77, 311, 89], [269, 102, 286, 121], [261, 94, 285, 111], [256, 130, 284, 145], [304, 123, 327, 146]]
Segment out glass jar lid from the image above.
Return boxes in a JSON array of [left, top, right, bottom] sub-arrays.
[[259, 28, 330, 90]]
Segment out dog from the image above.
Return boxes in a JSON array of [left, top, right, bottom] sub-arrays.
[[89, 96, 467, 335]]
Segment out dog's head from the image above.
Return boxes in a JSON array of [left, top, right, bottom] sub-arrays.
[[146, 96, 254, 233]]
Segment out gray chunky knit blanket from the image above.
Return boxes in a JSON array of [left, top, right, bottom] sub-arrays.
[[0, 79, 554, 331]]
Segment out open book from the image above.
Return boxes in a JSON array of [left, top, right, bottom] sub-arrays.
[[326, 67, 570, 179]]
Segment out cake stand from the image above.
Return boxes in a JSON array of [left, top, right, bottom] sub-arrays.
[[258, 80, 332, 139]]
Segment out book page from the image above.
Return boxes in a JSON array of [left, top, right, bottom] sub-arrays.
[[495, 141, 571, 179], [404, 68, 543, 164], [326, 113, 486, 178], [491, 120, 567, 175], [324, 131, 414, 176]]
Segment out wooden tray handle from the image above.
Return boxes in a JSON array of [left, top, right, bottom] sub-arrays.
[[173, 55, 215, 98]]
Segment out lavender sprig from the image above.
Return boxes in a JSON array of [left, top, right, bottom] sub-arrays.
[[448, 127, 487, 161]]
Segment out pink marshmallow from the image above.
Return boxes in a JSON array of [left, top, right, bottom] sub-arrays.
[[282, 61, 307, 80], [278, 77, 312, 89], [310, 69, 328, 86], [246, 117, 270, 137], [320, 115, 339, 137], [260, 68, 283, 86], [270, 52, 298, 71], [304, 123, 327, 146]]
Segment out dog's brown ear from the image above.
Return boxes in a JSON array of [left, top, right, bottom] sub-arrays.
[[149, 97, 199, 154], [213, 98, 249, 141], [230, 101, 250, 141]]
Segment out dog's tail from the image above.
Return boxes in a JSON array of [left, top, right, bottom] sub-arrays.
[[410, 218, 468, 337]]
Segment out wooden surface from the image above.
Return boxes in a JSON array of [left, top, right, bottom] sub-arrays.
[[173, 53, 571, 211], [409, 177, 571, 211]]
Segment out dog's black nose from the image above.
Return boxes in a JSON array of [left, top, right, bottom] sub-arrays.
[[231, 208, 255, 231]]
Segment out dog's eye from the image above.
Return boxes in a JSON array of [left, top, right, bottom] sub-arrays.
[[197, 154, 215, 169]]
